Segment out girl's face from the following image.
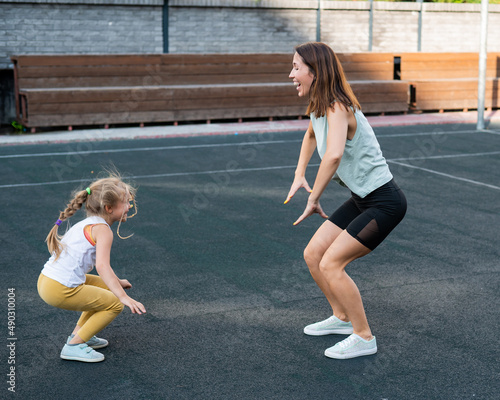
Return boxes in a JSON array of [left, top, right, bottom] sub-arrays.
[[107, 193, 134, 224], [289, 52, 315, 97]]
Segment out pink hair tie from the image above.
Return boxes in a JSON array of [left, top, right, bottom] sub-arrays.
[[55, 219, 62, 226]]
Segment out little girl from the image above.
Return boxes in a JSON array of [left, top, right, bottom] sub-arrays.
[[37, 174, 146, 363]]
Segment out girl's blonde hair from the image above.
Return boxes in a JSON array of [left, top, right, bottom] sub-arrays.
[[295, 42, 361, 118], [46, 173, 137, 259]]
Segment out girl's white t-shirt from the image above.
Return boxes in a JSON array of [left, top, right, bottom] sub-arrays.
[[41, 216, 109, 287]]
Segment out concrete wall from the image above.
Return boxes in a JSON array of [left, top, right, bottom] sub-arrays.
[[0, 0, 163, 70], [2, 0, 500, 125], [166, 0, 500, 54]]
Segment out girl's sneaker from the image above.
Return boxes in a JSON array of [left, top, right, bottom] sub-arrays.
[[324, 334, 377, 359], [68, 334, 108, 349], [60, 343, 105, 362], [304, 315, 354, 336]]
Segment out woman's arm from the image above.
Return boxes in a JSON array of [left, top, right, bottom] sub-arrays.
[[284, 120, 317, 204], [309, 103, 349, 202], [293, 104, 350, 225], [93, 225, 146, 314]]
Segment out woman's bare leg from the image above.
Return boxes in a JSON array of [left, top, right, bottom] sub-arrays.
[[319, 230, 372, 339], [304, 220, 350, 320]]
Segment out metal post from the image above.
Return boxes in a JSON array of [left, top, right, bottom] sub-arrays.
[[316, 0, 321, 42], [163, 0, 169, 53], [368, 0, 373, 51], [417, 0, 423, 52], [477, 0, 489, 130]]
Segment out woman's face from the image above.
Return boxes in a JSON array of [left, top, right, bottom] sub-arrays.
[[289, 52, 315, 97]]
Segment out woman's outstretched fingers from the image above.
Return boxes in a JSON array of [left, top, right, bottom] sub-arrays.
[[293, 213, 307, 226], [284, 185, 300, 204], [284, 191, 294, 204], [284, 180, 313, 204], [293, 201, 328, 225]]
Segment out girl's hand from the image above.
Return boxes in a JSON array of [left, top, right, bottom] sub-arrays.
[[293, 197, 328, 226], [121, 296, 146, 315], [119, 279, 132, 289], [284, 177, 312, 204]]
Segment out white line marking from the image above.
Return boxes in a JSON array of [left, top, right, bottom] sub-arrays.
[[376, 129, 477, 138], [0, 140, 302, 159], [388, 160, 500, 190], [0, 128, 487, 159], [391, 150, 500, 162], [0, 164, 320, 189]]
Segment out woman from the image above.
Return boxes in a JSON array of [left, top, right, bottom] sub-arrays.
[[284, 42, 407, 359]]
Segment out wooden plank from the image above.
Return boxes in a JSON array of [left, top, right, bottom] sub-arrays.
[[416, 91, 478, 102], [356, 91, 408, 104], [159, 53, 292, 65], [412, 78, 499, 91], [23, 99, 409, 127], [362, 102, 408, 113], [16, 53, 283, 67], [17, 68, 393, 88], [401, 60, 479, 71], [345, 71, 393, 81], [399, 52, 479, 62], [415, 99, 479, 110], [400, 53, 500, 80], [21, 83, 300, 103], [24, 105, 307, 127], [338, 53, 395, 63], [25, 91, 405, 116], [12, 54, 163, 67], [350, 81, 408, 94], [12, 53, 294, 73], [14, 53, 395, 77], [17, 72, 292, 88], [342, 62, 393, 73], [16, 61, 293, 79], [28, 94, 306, 114], [404, 71, 482, 80]]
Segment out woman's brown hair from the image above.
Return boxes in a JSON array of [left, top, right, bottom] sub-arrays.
[[46, 173, 137, 260], [295, 42, 361, 117]]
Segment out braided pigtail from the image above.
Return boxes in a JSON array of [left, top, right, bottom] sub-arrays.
[[45, 188, 90, 260]]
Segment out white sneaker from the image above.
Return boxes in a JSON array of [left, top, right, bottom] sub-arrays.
[[304, 315, 354, 336], [324, 334, 377, 359], [60, 343, 105, 363]]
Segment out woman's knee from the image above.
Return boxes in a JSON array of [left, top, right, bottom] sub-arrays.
[[318, 257, 343, 281], [304, 244, 321, 271]]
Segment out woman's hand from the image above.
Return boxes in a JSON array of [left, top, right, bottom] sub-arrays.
[[119, 279, 132, 289], [284, 176, 312, 204], [293, 196, 328, 226]]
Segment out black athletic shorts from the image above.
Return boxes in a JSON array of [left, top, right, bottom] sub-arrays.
[[328, 179, 407, 250]]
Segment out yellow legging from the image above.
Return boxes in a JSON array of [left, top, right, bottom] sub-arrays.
[[37, 273, 124, 342]]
